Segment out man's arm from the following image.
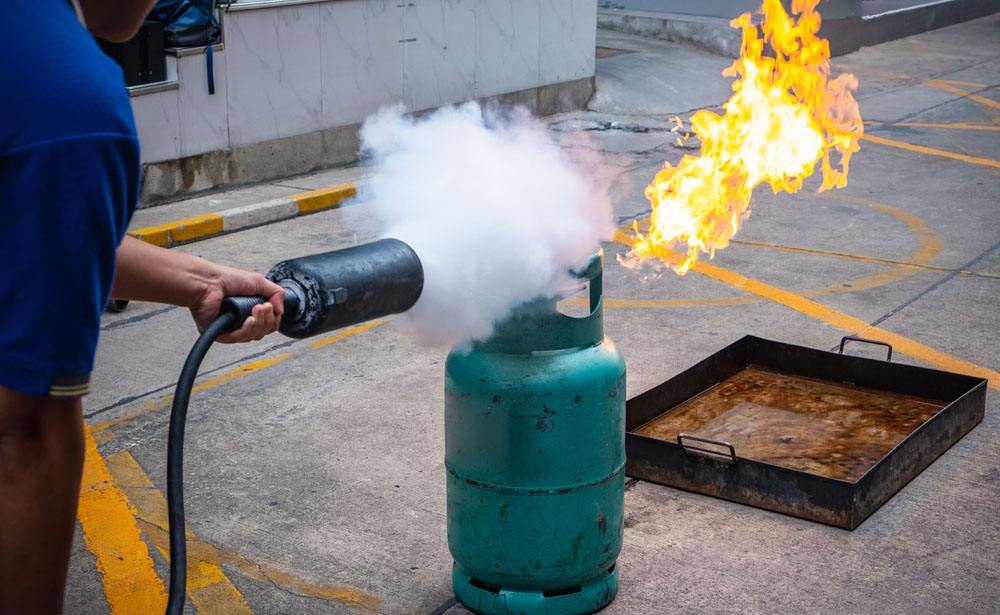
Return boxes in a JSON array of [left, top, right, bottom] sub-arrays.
[[112, 235, 284, 343], [78, 0, 159, 42]]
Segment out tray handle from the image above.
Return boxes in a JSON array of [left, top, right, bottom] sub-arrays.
[[839, 335, 893, 361], [677, 434, 737, 465]]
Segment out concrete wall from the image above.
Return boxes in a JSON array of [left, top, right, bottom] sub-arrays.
[[131, 0, 598, 205], [597, 0, 862, 19]]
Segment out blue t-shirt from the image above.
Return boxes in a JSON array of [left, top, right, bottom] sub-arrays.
[[0, 0, 140, 397]]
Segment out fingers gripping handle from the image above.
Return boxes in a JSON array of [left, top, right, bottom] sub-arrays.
[[219, 296, 266, 331]]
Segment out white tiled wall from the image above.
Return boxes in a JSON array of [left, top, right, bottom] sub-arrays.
[[131, 88, 181, 163], [403, 0, 477, 112], [131, 0, 597, 162], [225, 4, 323, 147], [474, 0, 542, 99], [540, 0, 597, 86], [320, 0, 405, 127], [176, 52, 229, 157]]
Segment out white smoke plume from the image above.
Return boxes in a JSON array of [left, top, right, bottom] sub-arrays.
[[359, 102, 613, 347]]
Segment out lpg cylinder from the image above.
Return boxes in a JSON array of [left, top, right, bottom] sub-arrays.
[[445, 252, 625, 615]]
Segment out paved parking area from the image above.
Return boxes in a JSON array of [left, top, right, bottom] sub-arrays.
[[71, 14, 999, 615]]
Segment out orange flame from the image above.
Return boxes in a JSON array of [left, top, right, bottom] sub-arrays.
[[624, 0, 863, 274]]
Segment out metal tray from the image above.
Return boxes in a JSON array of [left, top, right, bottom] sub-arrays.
[[625, 335, 987, 529]]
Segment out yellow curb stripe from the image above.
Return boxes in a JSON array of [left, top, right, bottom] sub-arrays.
[[860, 134, 1000, 169], [130, 226, 171, 246], [291, 183, 357, 214], [78, 428, 168, 614], [107, 451, 253, 615], [128, 183, 359, 247], [165, 214, 225, 243]]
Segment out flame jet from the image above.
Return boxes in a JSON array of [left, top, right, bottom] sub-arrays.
[[624, 0, 863, 274]]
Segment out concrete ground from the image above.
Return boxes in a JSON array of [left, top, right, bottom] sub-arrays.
[[72, 14, 998, 615]]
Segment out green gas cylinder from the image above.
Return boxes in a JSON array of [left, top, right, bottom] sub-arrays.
[[445, 253, 625, 615]]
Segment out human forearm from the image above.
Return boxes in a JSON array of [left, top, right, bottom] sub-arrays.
[[78, 0, 159, 42], [112, 235, 284, 342], [112, 235, 216, 307]]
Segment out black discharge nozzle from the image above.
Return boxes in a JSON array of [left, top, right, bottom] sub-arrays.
[[217, 238, 424, 336], [166, 238, 422, 615], [269, 237, 423, 337]]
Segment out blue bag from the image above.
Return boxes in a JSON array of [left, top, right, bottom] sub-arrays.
[[151, 0, 220, 48]]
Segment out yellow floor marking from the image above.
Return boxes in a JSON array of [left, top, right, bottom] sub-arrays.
[[730, 239, 999, 279], [77, 428, 168, 614], [106, 451, 253, 615], [139, 509, 386, 612], [621, 240, 998, 388], [860, 134, 1000, 169], [310, 320, 383, 349], [692, 257, 999, 388], [84, 319, 389, 612], [894, 122, 1000, 131], [590, 200, 946, 309], [934, 79, 989, 88], [90, 321, 383, 437], [106, 451, 383, 612], [924, 79, 1000, 112], [91, 354, 293, 434]]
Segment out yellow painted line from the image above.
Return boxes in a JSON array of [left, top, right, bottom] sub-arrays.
[[135, 520, 385, 612], [90, 322, 383, 436], [192, 353, 292, 394], [730, 239, 998, 279], [894, 122, 1000, 132], [598, 199, 946, 309], [91, 354, 293, 434], [77, 428, 168, 614], [165, 214, 226, 243], [292, 183, 357, 214], [104, 449, 385, 612], [860, 134, 1000, 169], [130, 226, 171, 246], [691, 257, 999, 388], [630, 243, 998, 388], [907, 39, 927, 54], [925, 79, 1000, 111], [934, 79, 989, 88], [309, 319, 383, 349], [106, 451, 253, 615]]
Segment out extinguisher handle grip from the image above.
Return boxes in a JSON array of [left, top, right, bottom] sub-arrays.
[[219, 296, 268, 331]]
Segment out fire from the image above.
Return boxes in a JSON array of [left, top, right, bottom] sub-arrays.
[[624, 0, 863, 274]]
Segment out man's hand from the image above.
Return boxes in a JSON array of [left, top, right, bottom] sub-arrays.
[[112, 236, 284, 343], [189, 264, 284, 343]]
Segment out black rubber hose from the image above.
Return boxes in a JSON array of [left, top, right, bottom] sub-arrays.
[[165, 312, 236, 615]]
